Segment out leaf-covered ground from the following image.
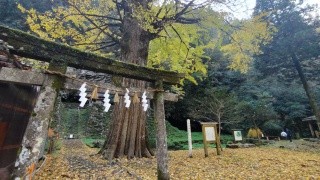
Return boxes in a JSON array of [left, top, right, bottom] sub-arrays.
[[34, 139, 320, 179]]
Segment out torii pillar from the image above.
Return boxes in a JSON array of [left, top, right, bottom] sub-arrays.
[[14, 60, 66, 178], [154, 80, 169, 180]]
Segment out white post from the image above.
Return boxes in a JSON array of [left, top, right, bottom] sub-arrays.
[[187, 119, 192, 158]]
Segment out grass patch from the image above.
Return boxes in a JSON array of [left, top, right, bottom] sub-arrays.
[[82, 122, 234, 151], [168, 132, 234, 150], [82, 138, 104, 148], [44, 138, 63, 154], [166, 122, 233, 150]]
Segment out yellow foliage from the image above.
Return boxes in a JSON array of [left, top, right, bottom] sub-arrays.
[[247, 127, 264, 138], [18, 1, 115, 56], [148, 22, 211, 84], [148, 9, 224, 85], [221, 14, 276, 73], [18, 1, 274, 84], [19, 1, 213, 84], [35, 139, 320, 179]]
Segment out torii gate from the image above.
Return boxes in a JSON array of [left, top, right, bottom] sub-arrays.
[[0, 25, 184, 179]]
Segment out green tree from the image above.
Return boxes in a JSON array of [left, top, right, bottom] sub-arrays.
[[19, 1, 219, 165], [18, 2, 273, 173], [221, 14, 275, 73], [0, 0, 58, 29], [254, 0, 320, 130], [188, 87, 242, 135]]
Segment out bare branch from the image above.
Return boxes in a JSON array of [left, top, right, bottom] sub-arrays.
[[175, 0, 196, 18], [169, 24, 189, 51], [72, 40, 117, 46], [91, 42, 118, 52], [69, 13, 122, 22], [114, 0, 124, 22], [176, 17, 200, 24], [155, 0, 168, 19], [69, 2, 121, 44]]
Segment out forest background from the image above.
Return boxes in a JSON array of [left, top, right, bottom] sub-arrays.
[[0, 0, 320, 145]]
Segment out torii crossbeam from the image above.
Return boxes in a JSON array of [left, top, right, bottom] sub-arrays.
[[0, 25, 184, 179]]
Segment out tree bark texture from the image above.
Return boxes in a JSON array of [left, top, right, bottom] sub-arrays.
[[292, 53, 320, 130], [99, 1, 153, 159]]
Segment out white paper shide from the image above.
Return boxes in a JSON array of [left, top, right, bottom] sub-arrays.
[[103, 90, 111, 112], [141, 91, 148, 111], [124, 88, 131, 108], [79, 83, 88, 107]]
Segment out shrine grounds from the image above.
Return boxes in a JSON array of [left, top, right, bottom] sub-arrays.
[[33, 138, 320, 179]]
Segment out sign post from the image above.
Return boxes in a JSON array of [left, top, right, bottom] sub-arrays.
[[200, 122, 221, 157], [232, 129, 243, 142], [187, 119, 192, 158]]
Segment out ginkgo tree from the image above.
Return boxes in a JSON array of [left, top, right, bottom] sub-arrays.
[[221, 13, 275, 73], [19, 0, 273, 166]]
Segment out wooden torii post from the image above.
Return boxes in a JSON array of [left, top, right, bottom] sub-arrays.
[[0, 25, 184, 179]]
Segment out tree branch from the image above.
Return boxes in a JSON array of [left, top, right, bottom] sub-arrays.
[[169, 24, 189, 52], [69, 2, 121, 44]]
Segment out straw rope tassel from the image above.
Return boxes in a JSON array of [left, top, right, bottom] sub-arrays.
[[114, 92, 120, 103], [91, 85, 99, 100]]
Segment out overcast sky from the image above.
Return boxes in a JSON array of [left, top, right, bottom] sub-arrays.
[[220, 0, 320, 19]]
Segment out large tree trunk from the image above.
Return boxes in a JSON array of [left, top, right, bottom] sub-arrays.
[[292, 53, 320, 130], [99, 1, 153, 159]]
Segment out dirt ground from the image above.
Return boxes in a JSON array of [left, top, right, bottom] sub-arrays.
[[33, 139, 320, 179]]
